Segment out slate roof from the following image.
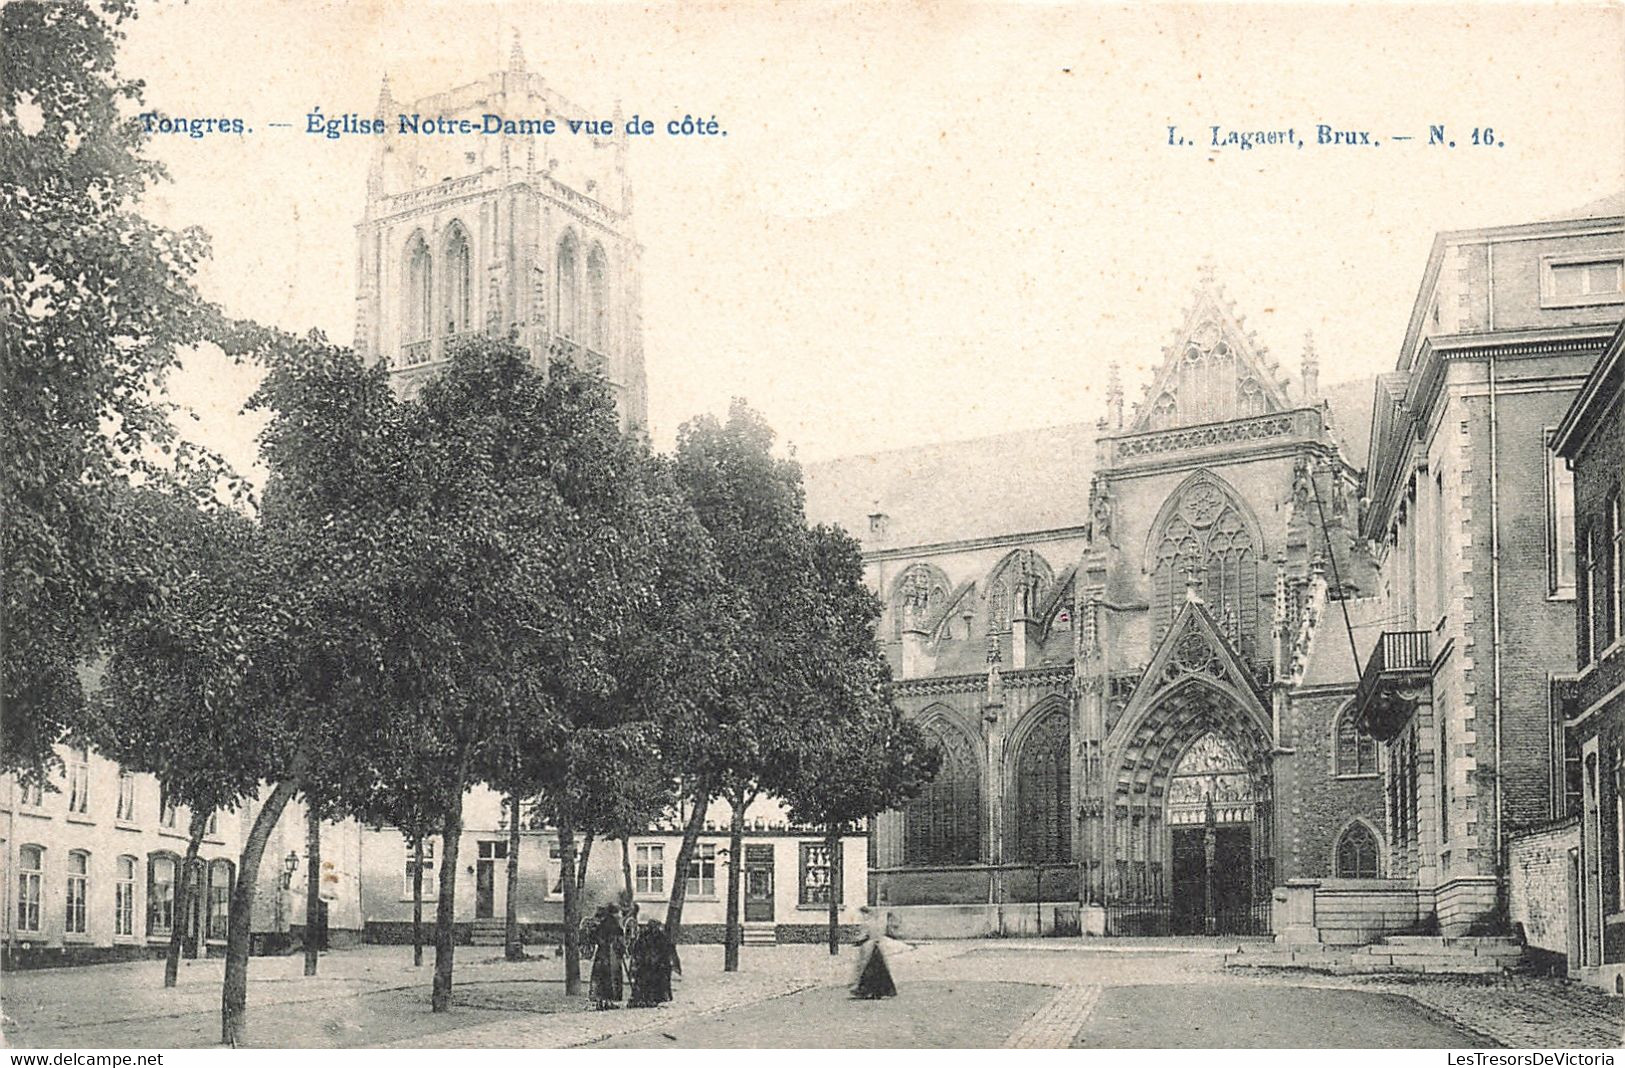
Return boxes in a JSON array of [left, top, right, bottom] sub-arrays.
[[801, 420, 1099, 551], [803, 375, 1378, 553], [1321, 376, 1377, 471]]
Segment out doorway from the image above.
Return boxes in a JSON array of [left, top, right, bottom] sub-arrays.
[[744, 844, 775, 923], [476, 840, 508, 921], [1170, 825, 1252, 934]]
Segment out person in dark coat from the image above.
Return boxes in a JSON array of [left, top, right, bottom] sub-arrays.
[[850, 914, 900, 999], [629, 920, 681, 1007], [589, 905, 626, 1009]]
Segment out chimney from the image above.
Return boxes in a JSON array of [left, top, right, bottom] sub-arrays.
[[1106, 362, 1124, 430]]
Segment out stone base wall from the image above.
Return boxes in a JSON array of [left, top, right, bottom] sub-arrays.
[[873, 902, 1081, 939], [1436, 875, 1501, 936], [0, 943, 227, 971], [1507, 818, 1579, 963]]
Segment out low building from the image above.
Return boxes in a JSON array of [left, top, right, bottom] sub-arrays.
[[1549, 315, 1625, 991], [358, 787, 869, 947], [2, 747, 245, 969]]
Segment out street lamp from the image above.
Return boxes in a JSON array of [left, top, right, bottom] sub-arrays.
[[275, 851, 299, 947]]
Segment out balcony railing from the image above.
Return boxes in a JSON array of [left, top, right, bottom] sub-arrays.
[[1352, 630, 1432, 741], [400, 339, 434, 368]]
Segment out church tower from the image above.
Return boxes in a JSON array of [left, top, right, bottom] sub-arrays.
[[352, 40, 648, 430]]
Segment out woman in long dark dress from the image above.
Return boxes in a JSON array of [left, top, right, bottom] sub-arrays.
[[589, 905, 626, 1009], [850, 914, 899, 999], [629, 920, 680, 1007]]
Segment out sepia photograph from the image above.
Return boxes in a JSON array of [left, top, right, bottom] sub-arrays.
[[3, 0, 1625, 1053]]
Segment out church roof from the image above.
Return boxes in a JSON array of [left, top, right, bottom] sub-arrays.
[[1321, 376, 1377, 471], [1297, 595, 1390, 689], [800, 420, 1099, 551]]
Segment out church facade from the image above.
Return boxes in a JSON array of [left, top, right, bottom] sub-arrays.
[[803, 277, 1386, 937]]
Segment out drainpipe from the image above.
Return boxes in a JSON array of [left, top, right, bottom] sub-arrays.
[[1488, 335, 1506, 878]]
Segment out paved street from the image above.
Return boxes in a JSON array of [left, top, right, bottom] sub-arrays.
[[2, 940, 1619, 1049]]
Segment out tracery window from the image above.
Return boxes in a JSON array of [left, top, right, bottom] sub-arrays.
[[1237, 377, 1266, 416], [586, 243, 608, 353], [1335, 706, 1378, 777], [442, 226, 472, 336], [1335, 823, 1380, 878], [1151, 477, 1259, 655], [1149, 393, 1178, 429], [1014, 710, 1071, 863], [405, 235, 433, 343], [556, 233, 580, 340], [904, 718, 981, 865]]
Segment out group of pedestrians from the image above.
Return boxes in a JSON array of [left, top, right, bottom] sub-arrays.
[[585, 902, 682, 1011]]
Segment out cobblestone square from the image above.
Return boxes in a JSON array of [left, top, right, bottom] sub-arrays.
[[3, 941, 1619, 1049]]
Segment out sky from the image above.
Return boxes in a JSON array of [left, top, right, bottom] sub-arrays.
[[122, 1, 1625, 486]]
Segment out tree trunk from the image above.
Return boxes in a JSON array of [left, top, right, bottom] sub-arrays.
[[558, 823, 582, 996], [723, 789, 747, 972], [411, 834, 424, 968], [826, 825, 842, 956], [620, 836, 634, 904], [664, 785, 710, 944], [504, 794, 522, 961], [166, 810, 208, 987], [431, 785, 465, 1013], [304, 804, 321, 976], [221, 779, 298, 1047], [576, 832, 594, 897]]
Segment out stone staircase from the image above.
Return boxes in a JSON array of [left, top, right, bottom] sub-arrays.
[[1225, 935, 1525, 975], [470, 918, 508, 947], [742, 922, 778, 946]]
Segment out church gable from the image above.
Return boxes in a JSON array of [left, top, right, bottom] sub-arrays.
[[1128, 599, 1272, 738], [1129, 272, 1295, 432]]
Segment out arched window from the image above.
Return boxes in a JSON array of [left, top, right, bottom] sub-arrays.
[[65, 850, 89, 935], [115, 856, 138, 937], [442, 225, 472, 337], [1149, 393, 1178, 429], [1335, 706, 1378, 777], [1015, 710, 1071, 863], [1150, 476, 1259, 655], [1237, 377, 1266, 416], [556, 233, 580, 340], [207, 859, 234, 941], [148, 854, 177, 937], [16, 845, 43, 933], [904, 718, 981, 865], [1335, 823, 1380, 878], [404, 234, 433, 344], [585, 242, 608, 353]]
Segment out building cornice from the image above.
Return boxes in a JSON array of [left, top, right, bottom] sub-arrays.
[[1553, 318, 1625, 460]]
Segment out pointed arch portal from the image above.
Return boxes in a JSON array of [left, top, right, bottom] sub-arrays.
[[1101, 670, 1274, 936]]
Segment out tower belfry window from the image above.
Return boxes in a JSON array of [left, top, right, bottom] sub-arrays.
[[405, 236, 433, 344], [443, 227, 472, 336], [557, 234, 580, 340]]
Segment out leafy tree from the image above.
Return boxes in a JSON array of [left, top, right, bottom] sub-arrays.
[[209, 325, 415, 1043], [1, 0, 236, 780], [92, 487, 269, 988], [670, 401, 816, 967], [781, 525, 941, 953], [406, 339, 647, 1009]]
